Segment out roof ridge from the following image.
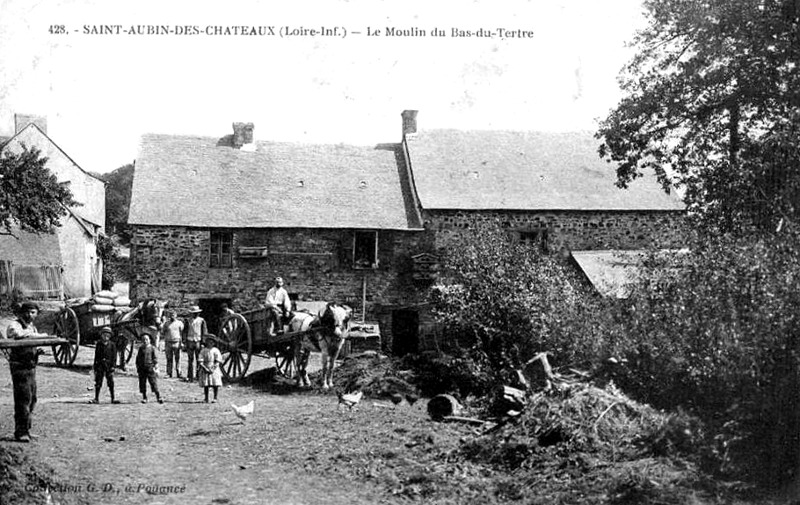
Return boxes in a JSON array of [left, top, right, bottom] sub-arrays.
[[2, 123, 106, 184]]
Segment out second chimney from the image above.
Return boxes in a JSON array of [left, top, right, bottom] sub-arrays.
[[401, 110, 418, 139], [232, 122, 254, 148]]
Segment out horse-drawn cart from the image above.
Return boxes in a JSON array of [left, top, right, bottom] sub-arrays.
[[51, 298, 145, 367], [216, 301, 378, 384], [216, 307, 312, 382]]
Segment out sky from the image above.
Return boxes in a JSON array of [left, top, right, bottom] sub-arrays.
[[0, 0, 648, 174]]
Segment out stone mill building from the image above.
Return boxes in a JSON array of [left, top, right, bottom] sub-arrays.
[[127, 111, 684, 353]]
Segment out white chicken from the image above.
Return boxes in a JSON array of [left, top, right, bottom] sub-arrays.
[[337, 391, 363, 410], [231, 400, 255, 423]]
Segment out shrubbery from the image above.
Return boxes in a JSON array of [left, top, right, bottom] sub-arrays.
[[428, 220, 594, 383], [428, 218, 800, 487], [605, 230, 800, 485]]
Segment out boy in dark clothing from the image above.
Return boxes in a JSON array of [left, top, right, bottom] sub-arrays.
[[135, 335, 163, 404], [91, 327, 119, 404]]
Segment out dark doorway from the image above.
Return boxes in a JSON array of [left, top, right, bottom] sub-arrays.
[[198, 298, 232, 336], [391, 309, 419, 357]]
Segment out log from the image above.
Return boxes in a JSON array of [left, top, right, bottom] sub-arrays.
[[427, 394, 462, 420], [442, 416, 485, 426], [494, 385, 527, 413], [522, 352, 556, 391], [0, 338, 69, 349]]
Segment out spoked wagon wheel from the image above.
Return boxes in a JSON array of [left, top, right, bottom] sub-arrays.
[[219, 314, 252, 382], [115, 325, 138, 366], [274, 341, 297, 378], [52, 307, 79, 366]]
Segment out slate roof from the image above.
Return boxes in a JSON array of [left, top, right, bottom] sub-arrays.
[[129, 134, 423, 230], [0, 228, 62, 266], [571, 250, 644, 298], [406, 130, 684, 211]]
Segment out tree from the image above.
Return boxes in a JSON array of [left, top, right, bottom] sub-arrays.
[[96, 163, 134, 243], [0, 144, 77, 236], [597, 0, 800, 231]]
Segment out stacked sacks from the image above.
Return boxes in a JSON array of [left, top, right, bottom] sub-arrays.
[[91, 290, 131, 312]]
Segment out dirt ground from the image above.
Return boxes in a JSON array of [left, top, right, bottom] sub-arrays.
[[2, 313, 786, 505], [0, 322, 453, 505]]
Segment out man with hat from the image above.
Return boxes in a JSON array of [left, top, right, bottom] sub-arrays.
[[91, 327, 119, 404], [6, 301, 49, 442], [160, 310, 184, 379], [184, 306, 207, 382]]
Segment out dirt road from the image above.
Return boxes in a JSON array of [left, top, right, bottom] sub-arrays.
[[0, 342, 430, 505]]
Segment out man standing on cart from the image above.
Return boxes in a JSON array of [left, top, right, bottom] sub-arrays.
[[265, 276, 291, 337], [6, 301, 48, 442]]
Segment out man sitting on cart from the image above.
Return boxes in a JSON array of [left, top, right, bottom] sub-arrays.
[[265, 276, 292, 337]]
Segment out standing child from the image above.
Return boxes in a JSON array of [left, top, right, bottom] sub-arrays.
[[198, 335, 223, 403], [135, 335, 163, 404], [91, 327, 119, 404]]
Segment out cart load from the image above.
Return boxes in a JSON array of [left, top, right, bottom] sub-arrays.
[[53, 290, 135, 366]]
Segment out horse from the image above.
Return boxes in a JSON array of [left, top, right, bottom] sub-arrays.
[[114, 298, 169, 369], [290, 302, 353, 389]]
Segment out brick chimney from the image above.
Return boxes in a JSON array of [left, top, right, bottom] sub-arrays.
[[401, 110, 418, 139], [15, 114, 47, 134], [232, 122, 254, 149]]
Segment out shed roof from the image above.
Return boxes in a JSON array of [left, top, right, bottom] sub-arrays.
[[406, 129, 684, 211], [129, 134, 423, 230], [571, 250, 644, 298]]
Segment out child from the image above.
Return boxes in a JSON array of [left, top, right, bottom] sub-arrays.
[[135, 335, 163, 404], [198, 335, 223, 403], [90, 327, 120, 404]]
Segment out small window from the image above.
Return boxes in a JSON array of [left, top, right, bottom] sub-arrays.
[[210, 231, 233, 268], [353, 231, 378, 269], [519, 229, 549, 253]]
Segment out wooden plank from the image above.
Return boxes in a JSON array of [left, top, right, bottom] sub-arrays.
[[0, 338, 70, 349]]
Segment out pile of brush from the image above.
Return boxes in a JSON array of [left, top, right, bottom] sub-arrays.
[[322, 351, 421, 402]]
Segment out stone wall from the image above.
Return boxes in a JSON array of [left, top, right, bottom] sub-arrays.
[[130, 226, 432, 349], [425, 209, 687, 251], [131, 209, 685, 355]]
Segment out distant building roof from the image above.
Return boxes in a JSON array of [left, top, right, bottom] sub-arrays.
[[406, 129, 684, 211], [129, 134, 423, 230], [571, 250, 644, 298]]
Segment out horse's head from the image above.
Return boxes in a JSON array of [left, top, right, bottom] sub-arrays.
[[319, 302, 352, 340], [138, 299, 169, 327]]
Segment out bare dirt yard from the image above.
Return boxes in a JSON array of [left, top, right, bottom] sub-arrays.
[[0, 312, 790, 505], [0, 339, 473, 505]]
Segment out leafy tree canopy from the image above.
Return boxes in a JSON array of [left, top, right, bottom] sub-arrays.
[[0, 144, 78, 236], [95, 163, 134, 243], [598, 0, 800, 231]]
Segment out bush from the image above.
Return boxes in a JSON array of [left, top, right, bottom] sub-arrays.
[[428, 219, 595, 381], [607, 230, 800, 485], [401, 352, 492, 398]]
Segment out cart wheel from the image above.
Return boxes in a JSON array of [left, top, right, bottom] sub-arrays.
[[219, 313, 252, 382], [52, 307, 79, 366], [274, 341, 297, 378], [116, 325, 137, 365]]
